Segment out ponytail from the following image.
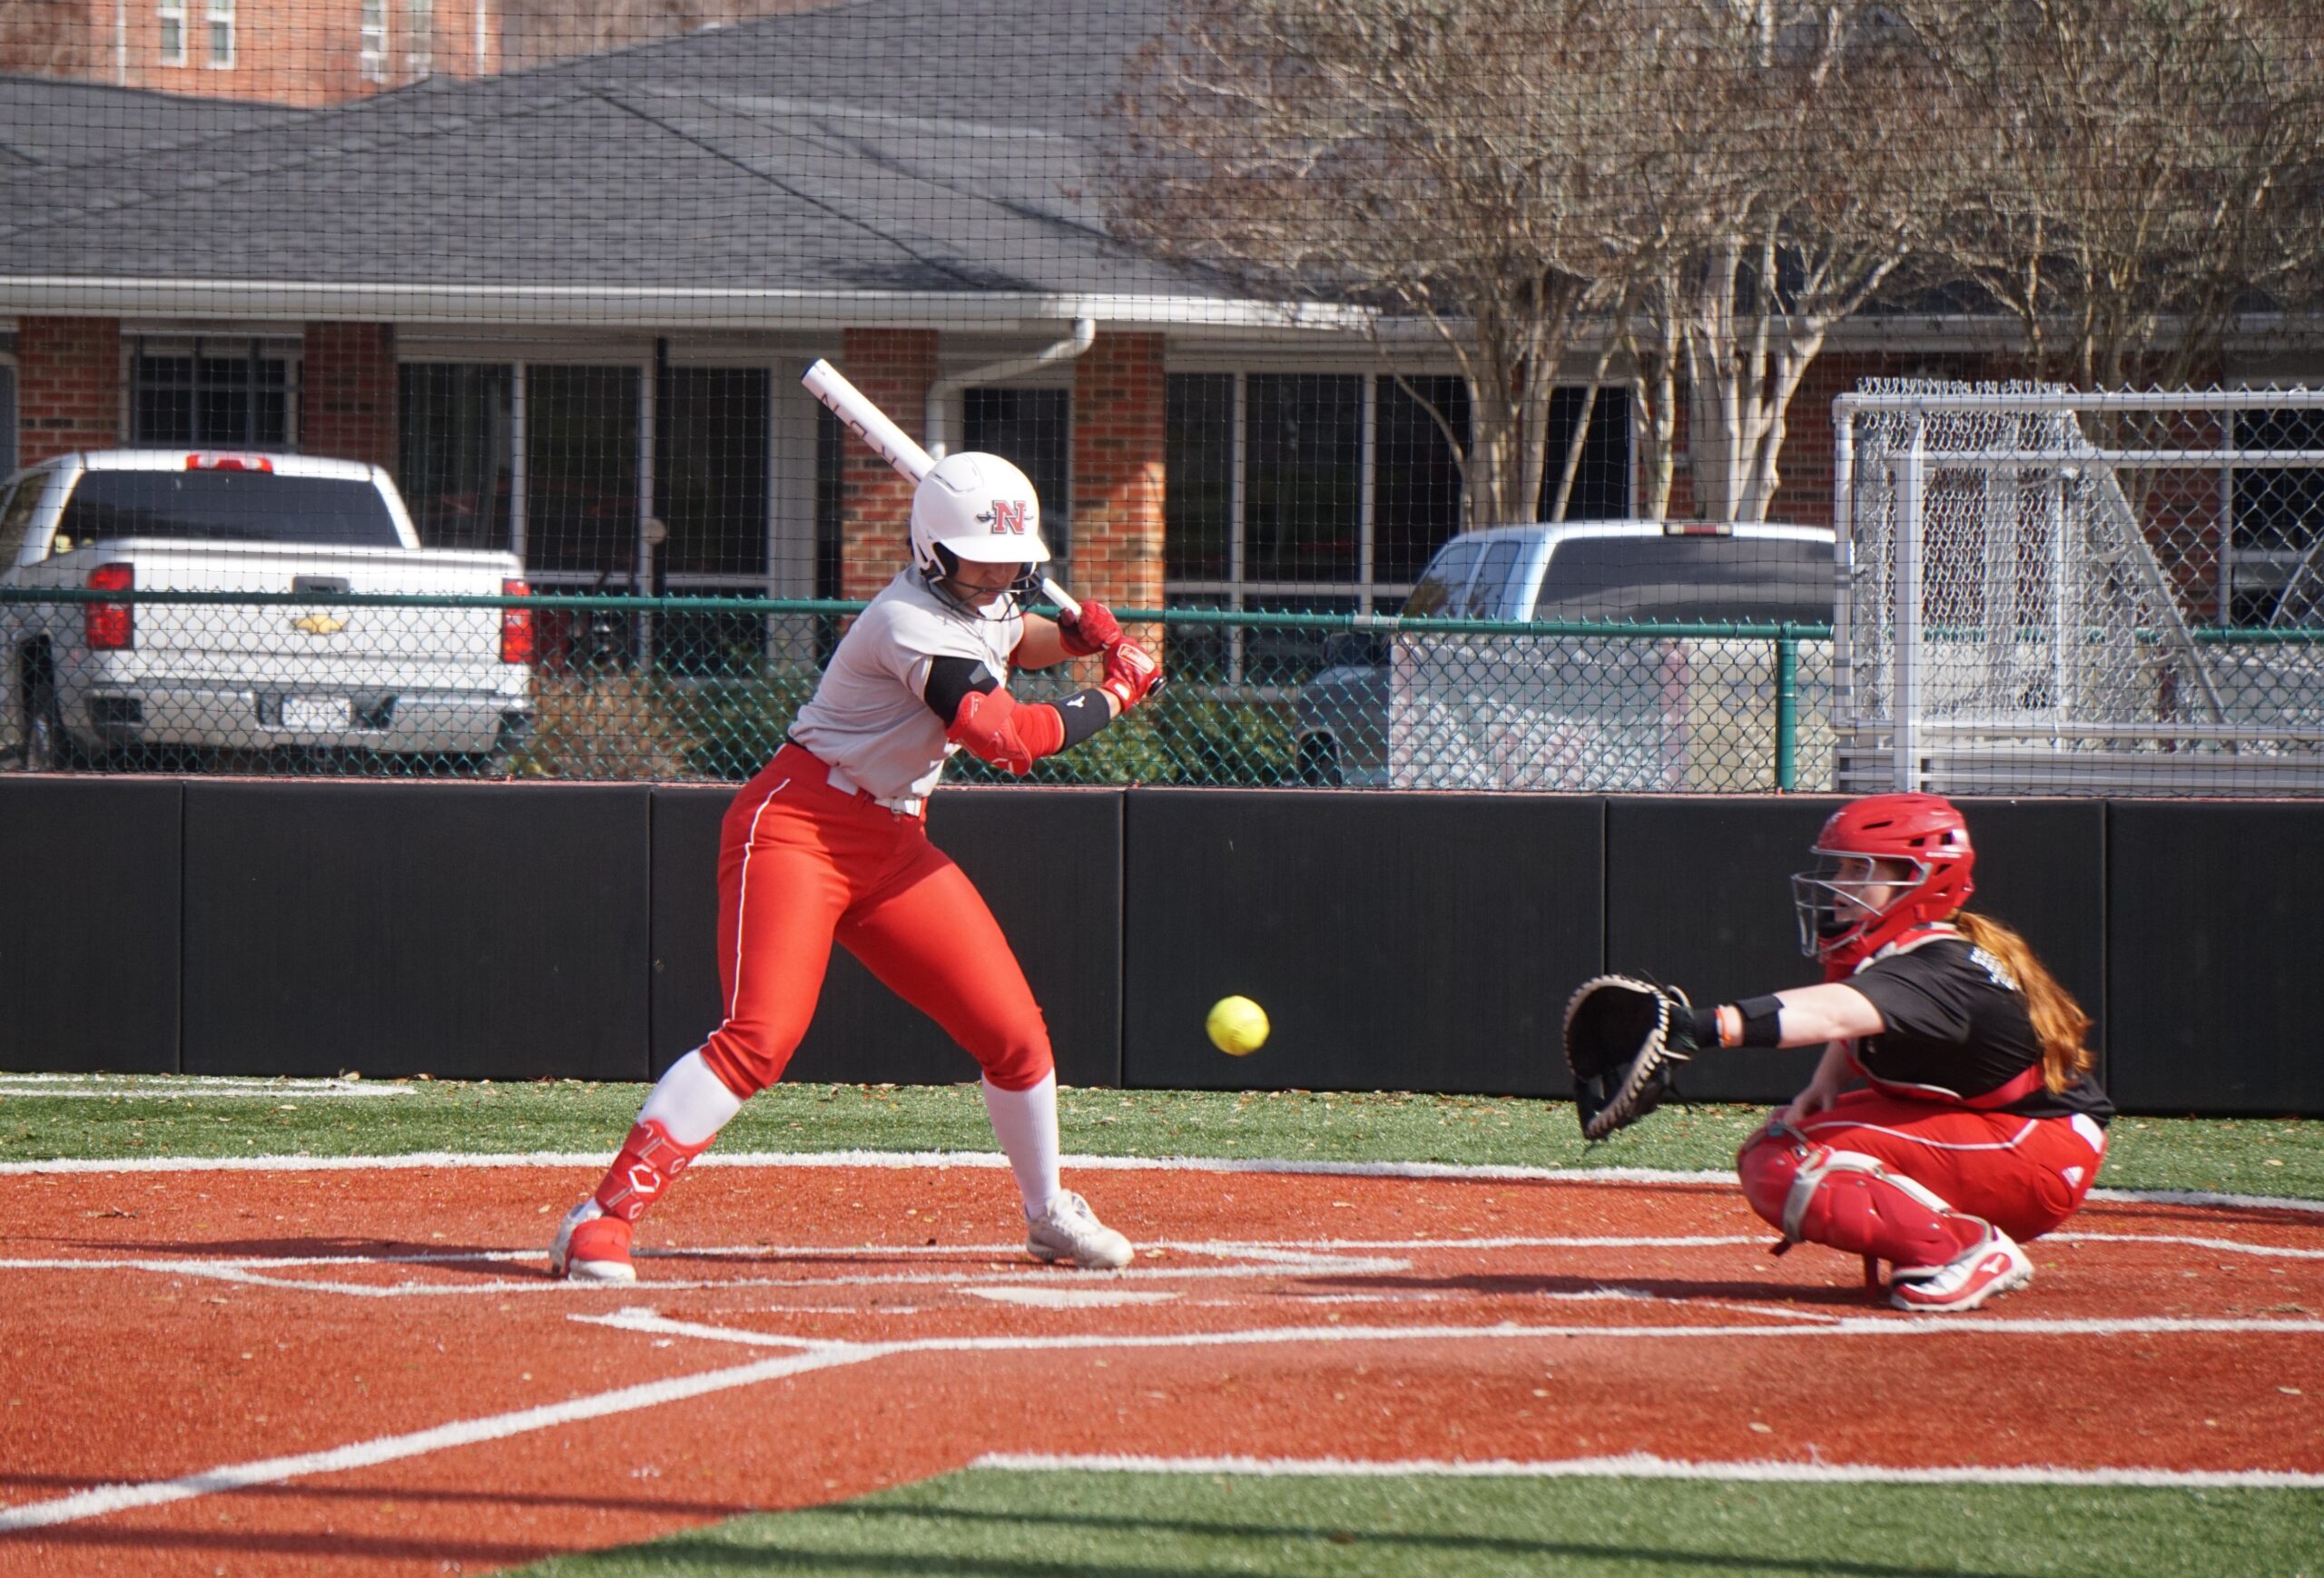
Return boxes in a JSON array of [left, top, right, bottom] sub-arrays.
[[1952, 912, 2093, 1093]]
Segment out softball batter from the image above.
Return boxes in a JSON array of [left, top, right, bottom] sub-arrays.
[[551, 450, 1160, 1282]]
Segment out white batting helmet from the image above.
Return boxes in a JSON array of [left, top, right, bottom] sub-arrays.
[[909, 452, 1051, 587]]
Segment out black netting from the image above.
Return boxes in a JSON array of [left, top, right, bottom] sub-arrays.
[[0, 0, 2318, 794]]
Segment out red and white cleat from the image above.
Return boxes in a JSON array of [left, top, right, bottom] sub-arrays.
[[1888, 1223, 2032, 1313], [548, 1198, 636, 1283]]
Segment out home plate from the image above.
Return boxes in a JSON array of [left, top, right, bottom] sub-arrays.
[[962, 1286, 1181, 1308]]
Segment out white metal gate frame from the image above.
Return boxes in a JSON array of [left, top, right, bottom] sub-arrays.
[[1832, 384, 2324, 797]]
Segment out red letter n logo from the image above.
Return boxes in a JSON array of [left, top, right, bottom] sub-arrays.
[[988, 499, 1026, 536]]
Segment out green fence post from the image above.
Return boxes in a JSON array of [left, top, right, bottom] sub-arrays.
[[1775, 630, 1799, 792]]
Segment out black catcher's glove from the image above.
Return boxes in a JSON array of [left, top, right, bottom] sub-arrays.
[[1563, 974, 1699, 1140]]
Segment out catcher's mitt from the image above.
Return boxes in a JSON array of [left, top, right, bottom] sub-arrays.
[[1563, 974, 1699, 1140]]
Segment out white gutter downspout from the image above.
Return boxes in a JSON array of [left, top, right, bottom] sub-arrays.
[[923, 317, 1097, 460]]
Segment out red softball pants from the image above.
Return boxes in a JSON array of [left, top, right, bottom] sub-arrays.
[[696, 744, 1054, 1098], [1740, 1089, 2108, 1243]]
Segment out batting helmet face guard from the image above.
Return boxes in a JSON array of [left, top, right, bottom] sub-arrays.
[[1791, 793, 1976, 974], [909, 451, 1050, 616]]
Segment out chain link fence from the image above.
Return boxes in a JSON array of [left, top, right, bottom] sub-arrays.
[[1837, 384, 2324, 797], [1, 588, 1841, 792]]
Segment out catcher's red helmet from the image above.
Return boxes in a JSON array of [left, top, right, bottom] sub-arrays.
[[1791, 793, 1975, 974]]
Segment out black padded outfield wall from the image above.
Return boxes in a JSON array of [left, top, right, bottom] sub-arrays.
[[1604, 798, 2109, 1107], [649, 784, 1124, 1089], [8, 782, 2322, 1116], [1122, 789, 1604, 1097], [0, 777, 182, 1074], [2106, 802, 2324, 1117], [181, 782, 653, 1082]]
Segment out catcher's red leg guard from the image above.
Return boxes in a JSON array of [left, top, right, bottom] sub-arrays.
[[592, 1119, 711, 1224], [1738, 1128, 1986, 1271]]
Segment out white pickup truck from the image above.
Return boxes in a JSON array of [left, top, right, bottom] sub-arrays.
[[0, 449, 535, 772]]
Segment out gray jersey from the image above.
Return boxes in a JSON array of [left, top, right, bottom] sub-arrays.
[[787, 569, 1021, 802]]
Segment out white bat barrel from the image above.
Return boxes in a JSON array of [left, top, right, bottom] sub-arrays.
[[803, 360, 1084, 620], [801, 360, 934, 483]]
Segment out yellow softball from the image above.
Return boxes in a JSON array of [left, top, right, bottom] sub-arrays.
[[1206, 995, 1270, 1056]]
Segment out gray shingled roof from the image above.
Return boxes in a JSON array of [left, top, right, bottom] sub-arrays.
[[0, 0, 1277, 325], [0, 73, 301, 169]]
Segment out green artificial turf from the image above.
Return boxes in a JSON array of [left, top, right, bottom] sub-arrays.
[[3, 1075, 2319, 1200], [514, 1467, 2324, 1577]]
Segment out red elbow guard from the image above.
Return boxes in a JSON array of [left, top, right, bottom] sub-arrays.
[[946, 685, 1066, 774]]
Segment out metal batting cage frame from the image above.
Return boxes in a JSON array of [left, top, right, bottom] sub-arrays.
[[1834, 382, 2324, 798]]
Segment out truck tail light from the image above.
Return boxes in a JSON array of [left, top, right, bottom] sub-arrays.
[[185, 452, 273, 472], [86, 562, 134, 650], [500, 578, 534, 665]]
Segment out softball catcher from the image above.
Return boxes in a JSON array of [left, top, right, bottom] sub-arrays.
[[552, 450, 1160, 1282], [1566, 793, 2112, 1311]]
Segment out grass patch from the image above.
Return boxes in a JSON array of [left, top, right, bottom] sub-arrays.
[[3, 1076, 2319, 1200], [514, 1467, 2324, 1577]]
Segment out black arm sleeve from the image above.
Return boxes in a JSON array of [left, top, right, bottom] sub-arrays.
[[1050, 688, 1115, 748], [923, 656, 1000, 724]]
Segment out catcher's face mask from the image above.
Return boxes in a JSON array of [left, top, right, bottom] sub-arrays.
[[1791, 853, 1921, 965]]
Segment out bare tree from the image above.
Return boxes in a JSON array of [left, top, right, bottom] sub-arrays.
[[1108, 0, 1659, 529], [1909, 0, 2324, 390], [1111, 0, 1933, 528], [1619, 2, 1935, 521]]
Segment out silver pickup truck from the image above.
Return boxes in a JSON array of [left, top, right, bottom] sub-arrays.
[[1295, 520, 1837, 792], [1, 449, 535, 772]]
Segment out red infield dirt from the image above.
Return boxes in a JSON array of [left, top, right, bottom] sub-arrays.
[[2, 1159, 2320, 1576]]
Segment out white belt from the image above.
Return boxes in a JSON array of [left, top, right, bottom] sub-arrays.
[[824, 763, 925, 817]]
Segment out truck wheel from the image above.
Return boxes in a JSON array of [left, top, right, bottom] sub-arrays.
[[1296, 735, 1344, 787], [24, 680, 68, 772]]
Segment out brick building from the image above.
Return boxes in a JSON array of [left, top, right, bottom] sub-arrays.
[[32, 0, 497, 104]]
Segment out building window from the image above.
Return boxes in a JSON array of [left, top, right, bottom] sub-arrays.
[[131, 340, 292, 448], [206, 0, 234, 67], [961, 387, 1071, 565], [1165, 370, 1630, 611], [0, 360, 16, 478], [159, 0, 187, 67], [1162, 370, 1630, 684], [406, 0, 433, 78], [525, 365, 641, 579], [359, 0, 387, 83], [1373, 374, 1466, 590], [2230, 407, 2324, 626], [1164, 372, 1233, 585], [399, 363, 513, 552], [1243, 372, 1364, 588], [656, 367, 768, 579]]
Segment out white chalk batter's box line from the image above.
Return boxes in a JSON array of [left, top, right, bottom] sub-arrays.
[[7, 1228, 2317, 1325], [6, 1148, 2320, 1219], [0, 1074, 409, 1100]]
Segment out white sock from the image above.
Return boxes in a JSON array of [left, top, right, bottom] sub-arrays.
[[637, 1049, 745, 1148], [981, 1071, 1060, 1220]]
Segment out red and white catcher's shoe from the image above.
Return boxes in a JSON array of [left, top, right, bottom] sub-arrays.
[[1888, 1223, 2033, 1313], [548, 1198, 636, 1283]]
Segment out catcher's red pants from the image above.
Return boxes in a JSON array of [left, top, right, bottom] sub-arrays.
[[696, 744, 1053, 1097], [1739, 1089, 2106, 1243]]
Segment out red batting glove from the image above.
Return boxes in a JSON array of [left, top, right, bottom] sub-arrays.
[[1057, 599, 1123, 657], [1098, 639, 1163, 712]]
